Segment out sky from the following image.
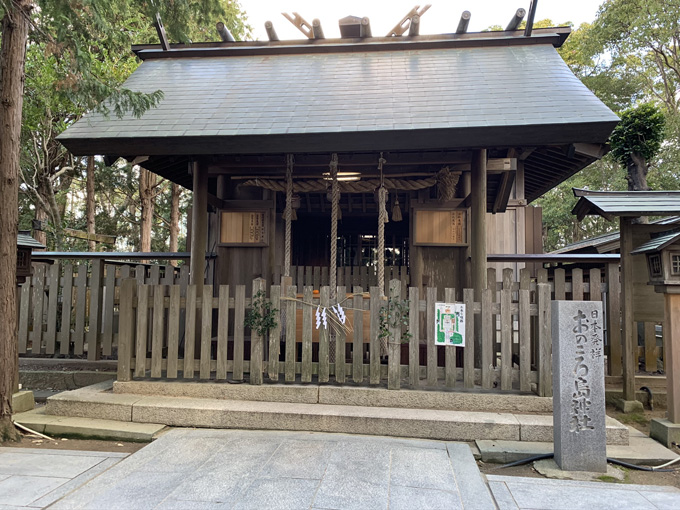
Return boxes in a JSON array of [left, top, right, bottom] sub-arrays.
[[237, 1, 604, 41]]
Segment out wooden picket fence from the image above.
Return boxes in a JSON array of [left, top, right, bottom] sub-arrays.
[[20, 259, 635, 393], [118, 269, 560, 395], [273, 265, 410, 295], [18, 260, 187, 359]]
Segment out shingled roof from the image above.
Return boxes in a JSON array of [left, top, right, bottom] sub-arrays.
[[58, 28, 619, 202]]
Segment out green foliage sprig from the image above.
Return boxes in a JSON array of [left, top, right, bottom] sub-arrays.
[[245, 290, 278, 338], [378, 293, 412, 344], [610, 103, 665, 166]]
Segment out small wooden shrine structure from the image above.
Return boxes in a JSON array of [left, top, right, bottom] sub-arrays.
[[58, 17, 618, 297]]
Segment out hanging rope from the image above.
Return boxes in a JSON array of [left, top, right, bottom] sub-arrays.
[[284, 154, 294, 277], [377, 153, 388, 297], [329, 154, 339, 301]]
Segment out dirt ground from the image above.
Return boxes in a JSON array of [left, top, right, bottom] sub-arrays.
[[1, 433, 146, 455]]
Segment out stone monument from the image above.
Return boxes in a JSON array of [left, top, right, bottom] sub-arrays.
[[552, 300, 607, 473]]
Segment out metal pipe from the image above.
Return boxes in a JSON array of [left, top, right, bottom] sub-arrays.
[[216, 21, 235, 42], [264, 21, 279, 41], [312, 19, 325, 39], [408, 15, 420, 36], [506, 8, 526, 31], [456, 11, 471, 34]]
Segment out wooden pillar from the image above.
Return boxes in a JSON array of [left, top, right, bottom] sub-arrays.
[[665, 293, 680, 423], [620, 217, 637, 402], [462, 171, 472, 288], [471, 150, 487, 298], [471, 149, 487, 365], [190, 160, 208, 291]]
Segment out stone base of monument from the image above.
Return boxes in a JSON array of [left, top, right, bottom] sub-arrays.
[[650, 418, 680, 449], [614, 398, 644, 414], [534, 459, 625, 482]]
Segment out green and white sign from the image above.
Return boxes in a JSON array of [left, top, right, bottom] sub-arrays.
[[435, 302, 465, 346]]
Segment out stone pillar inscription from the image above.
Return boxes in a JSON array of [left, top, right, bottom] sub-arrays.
[[552, 300, 607, 473]]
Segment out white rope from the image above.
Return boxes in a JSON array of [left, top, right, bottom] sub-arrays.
[[284, 155, 293, 277], [330, 154, 339, 301]]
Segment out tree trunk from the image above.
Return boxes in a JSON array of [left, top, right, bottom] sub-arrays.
[[169, 183, 180, 266], [86, 156, 96, 251], [0, 1, 33, 443], [33, 205, 47, 247], [626, 152, 650, 191], [139, 167, 156, 254]]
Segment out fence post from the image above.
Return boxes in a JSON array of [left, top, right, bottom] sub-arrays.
[[537, 282, 552, 397], [250, 278, 266, 384], [117, 279, 137, 382], [87, 259, 104, 361], [388, 279, 402, 390]]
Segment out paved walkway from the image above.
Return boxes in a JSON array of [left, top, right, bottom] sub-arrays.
[[0, 447, 127, 509], [2, 429, 680, 509]]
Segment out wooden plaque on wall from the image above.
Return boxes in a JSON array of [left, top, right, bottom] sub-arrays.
[[219, 210, 268, 246], [413, 209, 468, 246]]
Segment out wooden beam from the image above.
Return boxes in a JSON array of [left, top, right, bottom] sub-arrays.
[[456, 11, 471, 34], [62, 228, 116, 245], [471, 149, 487, 299], [620, 217, 637, 402], [574, 142, 608, 159], [154, 13, 169, 51], [264, 21, 279, 41], [524, 0, 538, 36], [360, 17, 372, 38], [386, 4, 431, 37], [312, 19, 325, 39], [208, 151, 473, 169], [492, 171, 515, 213], [282, 12, 314, 39], [664, 293, 680, 423], [190, 160, 208, 289], [216, 22, 235, 42], [471, 149, 487, 367], [408, 15, 420, 36], [506, 8, 526, 31]]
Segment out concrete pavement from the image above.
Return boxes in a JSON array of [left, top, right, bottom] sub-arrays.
[[0, 447, 127, 509], [1, 429, 679, 509]]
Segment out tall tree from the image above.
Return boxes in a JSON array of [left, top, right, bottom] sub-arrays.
[[1, 0, 249, 442], [1, 0, 35, 443]]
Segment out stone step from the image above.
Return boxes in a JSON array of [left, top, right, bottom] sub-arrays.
[[113, 380, 554, 414], [45, 383, 630, 445], [13, 408, 167, 442]]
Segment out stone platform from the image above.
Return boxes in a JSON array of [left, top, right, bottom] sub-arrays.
[[37, 381, 630, 445]]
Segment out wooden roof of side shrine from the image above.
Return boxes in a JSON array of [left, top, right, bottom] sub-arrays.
[[58, 27, 619, 204], [572, 189, 680, 221]]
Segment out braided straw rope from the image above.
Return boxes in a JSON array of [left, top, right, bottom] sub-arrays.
[[241, 177, 437, 193], [329, 154, 339, 301], [284, 155, 294, 277]]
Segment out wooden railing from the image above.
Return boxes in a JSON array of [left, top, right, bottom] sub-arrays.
[[117, 271, 559, 395]]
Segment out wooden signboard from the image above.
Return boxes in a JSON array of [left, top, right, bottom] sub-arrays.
[[413, 209, 468, 246], [219, 210, 268, 246]]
